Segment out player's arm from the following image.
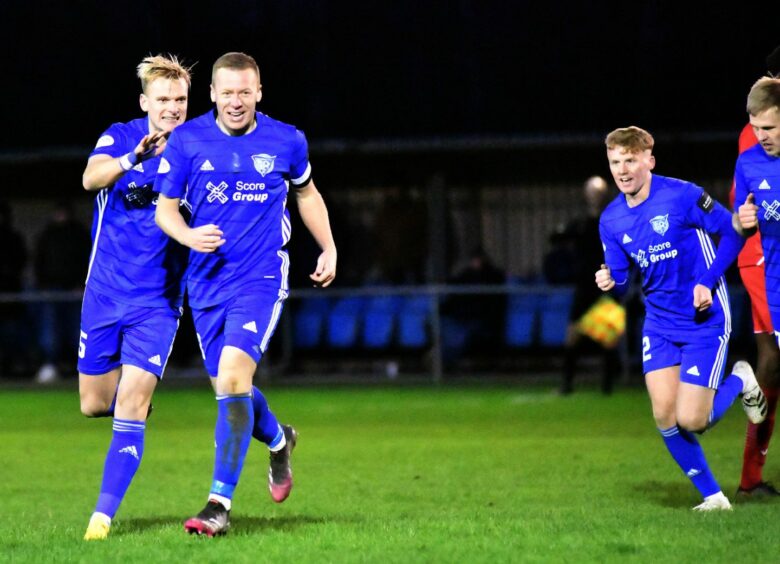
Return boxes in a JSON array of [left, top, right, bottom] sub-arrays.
[[82, 131, 169, 191], [596, 222, 631, 298], [691, 190, 746, 292], [733, 163, 758, 236], [294, 180, 337, 287], [155, 195, 224, 253]]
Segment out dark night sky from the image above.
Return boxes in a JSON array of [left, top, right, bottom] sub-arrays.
[[1, 2, 775, 152]]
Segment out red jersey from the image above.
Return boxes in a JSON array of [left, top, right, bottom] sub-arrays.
[[729, 123, 764, 267]]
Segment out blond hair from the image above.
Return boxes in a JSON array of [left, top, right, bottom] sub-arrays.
[[605, 126, 654, 152], [137, 54, 193, 93], [747, 76, 780, 116], [211, 52, 261, 85]]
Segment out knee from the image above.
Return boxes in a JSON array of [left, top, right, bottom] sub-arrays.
[[652, 404, 676, 430], [677, 412, 708, 433], [80, 394, 112, 417]]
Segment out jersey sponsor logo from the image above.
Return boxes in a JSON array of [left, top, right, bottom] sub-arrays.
[[158, 157, 171, 174], [252, 154, 276, 176], [686, 365, 700, 376], [125, 182, 158, 208], [206, 181, 229, 204], [95, 134, 115, 148], [200, 159, 215, 171], [697, 192, 715, 213], [119, 445, 139, 460], [649, 214, 669, 236], [148, 354, 162, 366], [759, 179, 771, 190], [646, 240, 678, 263], [630, 249, 649, 268], [762, 200, 780, 221], [622, 233, 632, 244], [243, 321, 258, 334]]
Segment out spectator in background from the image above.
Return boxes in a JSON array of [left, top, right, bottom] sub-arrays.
[[555, 176, 621, 395], [0, 200, 28, 375], [369, 187, 429, 284], [440, 247, 506, 368], [34, 200, 91, 383]]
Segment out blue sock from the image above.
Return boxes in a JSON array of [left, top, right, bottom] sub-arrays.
[[95, 419, 145, 518], [659, 425, 720, 497], [709, 374, 743, 427], [210, 394, 254, 501], [251, 386, 282, 445]]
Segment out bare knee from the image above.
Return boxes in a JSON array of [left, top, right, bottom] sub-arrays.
[[80, 393, 113, 417], [677, 412, 708, 433], [652, 402, 677, 429]]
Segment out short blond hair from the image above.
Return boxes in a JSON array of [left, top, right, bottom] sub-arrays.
[[747, 76, 780, 116], [605, 126, 654, 153], [211, 52, 261, 85], [137, 54, 193, 93]]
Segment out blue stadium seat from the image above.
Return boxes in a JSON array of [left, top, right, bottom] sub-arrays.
[[327, 297, 367, 348], [505, 293, 539, 347], [363, 295, 404, 349], [539, 288, 574, 346], [292, 297, 331, 349], [397, 295, 432, 348]]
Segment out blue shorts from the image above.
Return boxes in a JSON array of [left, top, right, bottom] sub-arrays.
[[78, 287, 181, 378], [642, 328, 729, 389], [192, 283, 288, 377]]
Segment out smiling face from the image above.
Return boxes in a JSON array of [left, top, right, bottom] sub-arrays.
[[210, 67, 262, 136], [606, 146, 655, 204], [750, 107, 780, 157], [140, 77, 188, 134]]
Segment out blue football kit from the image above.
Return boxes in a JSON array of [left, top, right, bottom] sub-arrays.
[[734, 144, 780, 342], [79, 118, 186, 377], [599, 174, 743, 387], [156, 110, 312, 376]]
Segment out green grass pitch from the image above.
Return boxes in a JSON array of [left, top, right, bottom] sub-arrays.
[[1, 384, 778, 563]]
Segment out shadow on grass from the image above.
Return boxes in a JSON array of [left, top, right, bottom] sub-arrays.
[[633, 480, 698, 508], [117, 514, 332, 536]]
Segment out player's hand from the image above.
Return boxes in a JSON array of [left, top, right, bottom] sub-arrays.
[[310, 248, 337, 288], [186, 224, 225, 253], [693, 284, 713, 311], [133, 131, 169, 162], [738, 193, 758, 230], [595, 264, 615, 292]]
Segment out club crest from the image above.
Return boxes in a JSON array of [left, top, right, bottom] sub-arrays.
[[252, 154, 276, 177], [649, 214, 669, 236]]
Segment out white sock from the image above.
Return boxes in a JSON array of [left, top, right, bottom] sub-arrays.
[[209, 494, 231, 511]]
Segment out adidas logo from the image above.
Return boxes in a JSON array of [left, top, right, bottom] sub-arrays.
[[119, 445, 139, 460], [686, 366, 700, 376], [759, 179, 771, 190], [148, 355, 162, 366], [243, 321, 258, 334], [686, 468, 701, 477], [622, 233, 633, 244], [200, 160, 215, 171], [133, 163, 144, 173]]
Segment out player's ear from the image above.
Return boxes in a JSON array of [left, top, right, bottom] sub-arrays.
[[139, 93, 149, 112], [648, 154, 656, 170], [210, 84, 217, 104], [256, 86, 262, 104]]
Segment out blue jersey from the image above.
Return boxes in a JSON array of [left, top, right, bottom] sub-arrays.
[[86, 118, 187, 307], [599, 175, 734, 338], [734, 144, 780, 328], [155, 110, 311, 308]]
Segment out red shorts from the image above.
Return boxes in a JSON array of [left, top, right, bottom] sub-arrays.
[[739, 263, 774, 334]]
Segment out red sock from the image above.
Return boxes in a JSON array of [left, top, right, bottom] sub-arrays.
[[740, 387, 778, 489]]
